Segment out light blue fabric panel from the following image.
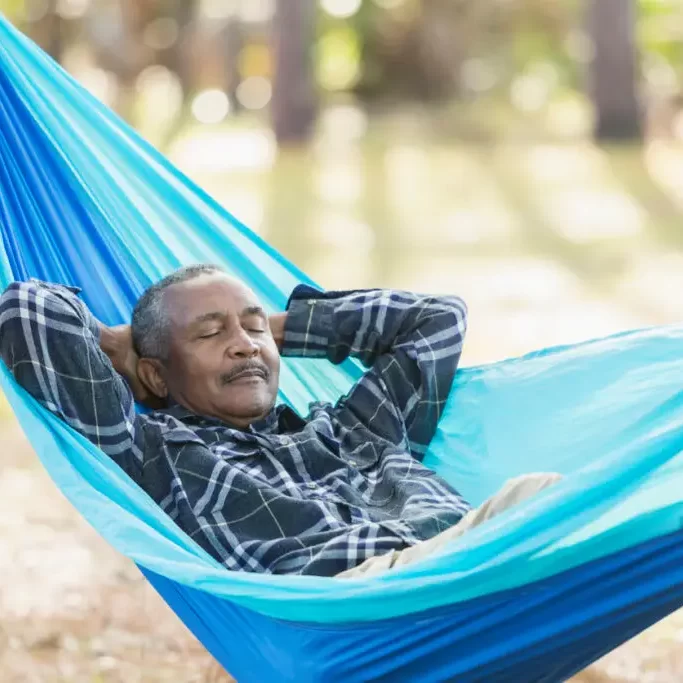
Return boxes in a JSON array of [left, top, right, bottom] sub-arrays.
[[1, 11, 683, 632]]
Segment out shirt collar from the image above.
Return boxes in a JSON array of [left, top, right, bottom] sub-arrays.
[[158, 402, 305, 434]]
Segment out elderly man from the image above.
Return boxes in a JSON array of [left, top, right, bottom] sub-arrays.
[[0, 267, 558, 577]]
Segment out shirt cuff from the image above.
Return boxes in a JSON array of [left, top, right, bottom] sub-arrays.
[[281, 284, 334, 358]]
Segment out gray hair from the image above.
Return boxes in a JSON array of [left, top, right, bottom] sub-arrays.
[[131, 264, 225, 360]]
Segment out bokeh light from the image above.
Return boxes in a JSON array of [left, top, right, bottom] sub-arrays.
[[320, 0, 363, 20], [171, 129, 275, 172], [236, 77, 272, 110], [315, 157, 364, 205], [135, 65, 183, 124], [78, 67, 118, 106], [510, 64, 559, 113], [191, 89, 231, 124], [317, 27, 362, 91], [55, 0, 90, 20], [237, 0, 275, 24], [319, 104, 368, 143], [372, 0, 407, 8], [238, 44, 272, 80], [461, 59, 498, 94], [200, 0, 237, 21], [143, 17, 179, 51]]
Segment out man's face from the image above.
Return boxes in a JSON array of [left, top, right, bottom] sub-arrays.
[[160, 273, 280, 427]]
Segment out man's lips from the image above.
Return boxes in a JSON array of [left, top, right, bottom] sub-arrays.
[[230, 368, 267, 381], [222, 365, 269, 384]]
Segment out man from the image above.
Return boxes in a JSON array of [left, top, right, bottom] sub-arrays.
[[0, 266, 558, 577]]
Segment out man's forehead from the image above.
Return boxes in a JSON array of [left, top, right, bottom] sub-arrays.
[[166, 274, 260, 312]]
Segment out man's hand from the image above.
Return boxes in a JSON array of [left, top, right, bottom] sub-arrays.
[[269, 313, 287, 352], [98, 323, 162, 407]]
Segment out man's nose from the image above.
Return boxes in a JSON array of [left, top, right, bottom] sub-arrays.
[[227, 330, 259, 358]]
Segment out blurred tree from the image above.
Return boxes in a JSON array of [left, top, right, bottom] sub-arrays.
[[359, 0, 471, 102], [84, 0, 155, 120], [28, 0, 65, 63], [587, 0, 642, 140], [222, 15, 245, 112], [271, 0, 317, 144], [158, 0, 199, 103]]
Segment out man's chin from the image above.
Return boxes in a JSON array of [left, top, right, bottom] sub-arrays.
[[219, 388, 274, 420]]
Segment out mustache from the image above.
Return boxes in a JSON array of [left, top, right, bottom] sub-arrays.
[[220, 360, 270, 384]]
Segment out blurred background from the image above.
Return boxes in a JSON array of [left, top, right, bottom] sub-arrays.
[[1, 0, 683, 681]]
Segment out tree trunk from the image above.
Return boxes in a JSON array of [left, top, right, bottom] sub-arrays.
[[271, 0, 317, 145], [587, 0, 642, 141], [163, 0, 198, 101], [222, 17, 244, 113], [29, 0, 65, 63]]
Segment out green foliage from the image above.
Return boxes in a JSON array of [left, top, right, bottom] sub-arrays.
[[1, 0, 25, 21], [639, 0, 683, 86]]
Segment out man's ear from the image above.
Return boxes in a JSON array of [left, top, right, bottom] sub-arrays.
[[137, 357, 169, 400]]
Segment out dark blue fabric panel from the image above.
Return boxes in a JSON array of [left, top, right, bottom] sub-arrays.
[[142, 528, 683, 682]]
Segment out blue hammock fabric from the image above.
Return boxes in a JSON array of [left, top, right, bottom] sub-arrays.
[[1, 14, 683, 682]]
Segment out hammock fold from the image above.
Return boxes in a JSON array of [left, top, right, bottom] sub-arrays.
[[1, 14, 683, 682]]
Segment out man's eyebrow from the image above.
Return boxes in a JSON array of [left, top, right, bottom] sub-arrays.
[[189, 312, 224, 326], [188, 307, 266, 327], [241, 305, 267, 318]]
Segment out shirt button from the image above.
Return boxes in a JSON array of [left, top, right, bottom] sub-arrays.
[[349, 460, 358, 468], [307, 481, 317, 489]]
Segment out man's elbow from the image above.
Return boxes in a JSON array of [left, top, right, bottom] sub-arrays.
[[1, 280, 39, 308], [0, 281, 76, 368], [435, 295, 468, 336], [0, 282, 33, 368]]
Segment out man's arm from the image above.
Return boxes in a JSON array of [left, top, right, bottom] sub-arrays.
[[279, 285, 467, 459], [0, 280, 142, 477]]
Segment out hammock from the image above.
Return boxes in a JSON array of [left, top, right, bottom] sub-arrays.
[[2, 14, 683, 682]]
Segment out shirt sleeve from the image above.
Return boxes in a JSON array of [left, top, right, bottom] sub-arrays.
[[281, 285, 468, 459], [0, 280, 142, 478]]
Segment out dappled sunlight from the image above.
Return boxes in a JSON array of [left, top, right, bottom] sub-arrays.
[[615, 250, 683, 322], [166, 126, 683, 340], [437, 204, 517, 244], [645, 140, 683, 210], [382, 145, 518, 246], [316, 104, 368, 148], [522, 144, 608, 182], [541, 189, 644, 242], [170, 127, 276, 173], [315, 211, 375, 251], [306, 249, 376, 290], [389, 254, 641, 363], [516, 145, 647, 242], [218, 190, 266, 234], [314, 155, 364, 205], [384, 144, 436, 216]]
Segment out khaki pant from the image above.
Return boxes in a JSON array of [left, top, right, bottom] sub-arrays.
[[337, 472, 562, 579]]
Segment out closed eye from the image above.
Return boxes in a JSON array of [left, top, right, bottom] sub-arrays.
[[199, 330, 220, 339], [243, 316, 267, 334]]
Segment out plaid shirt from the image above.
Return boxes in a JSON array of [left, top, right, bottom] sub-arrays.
[[0, 280, 469, 576]]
